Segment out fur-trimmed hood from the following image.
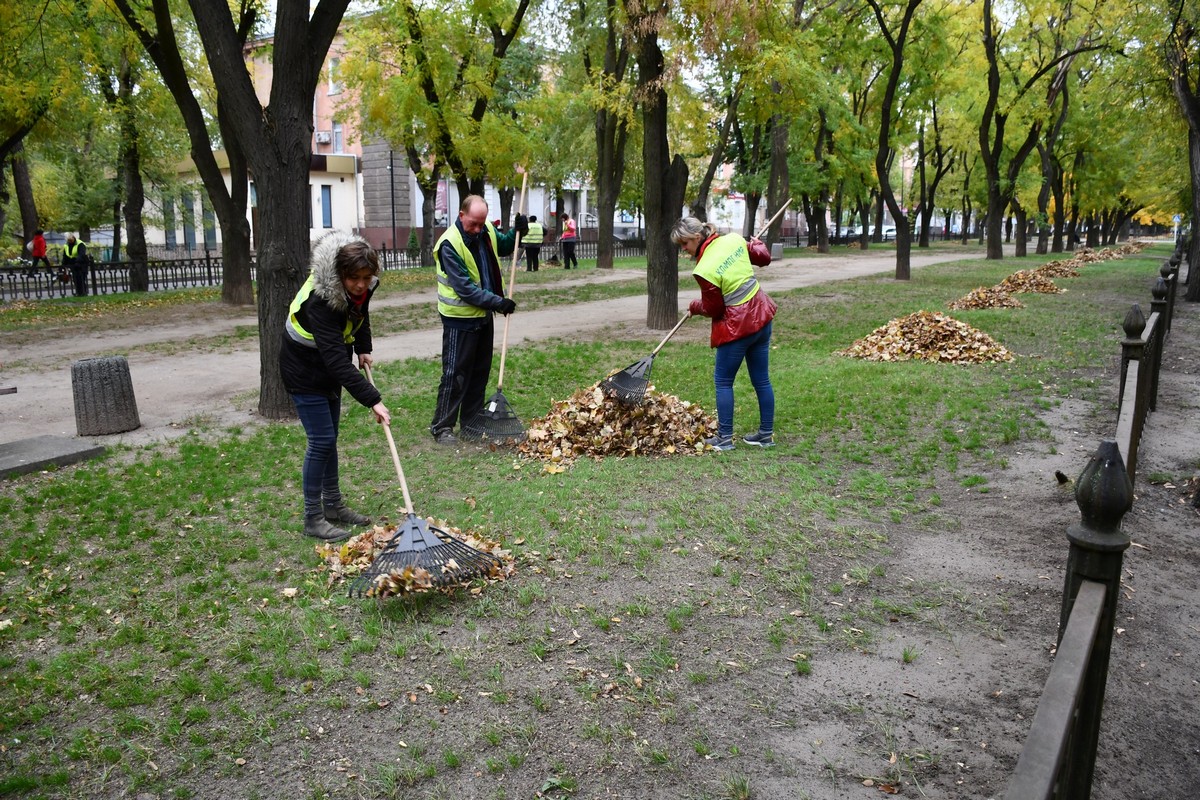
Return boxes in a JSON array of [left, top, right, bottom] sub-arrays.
[[308, 231, 371, 313]]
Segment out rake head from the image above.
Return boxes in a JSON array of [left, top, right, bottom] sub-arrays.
[[460, 389, 526, 442], [600, 355, 655, 405], [348, 514, 503, 598]]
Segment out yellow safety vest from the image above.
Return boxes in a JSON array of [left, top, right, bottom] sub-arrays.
[[286, 275, 359, 346], [64, 242, 83, 260], [435, 223, 500, 319], [693, 234, 760, 307], [524, 222, 544, 245]]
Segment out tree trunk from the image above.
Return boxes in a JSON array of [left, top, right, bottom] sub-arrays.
[[765, 108, 789, 246], [120, 53, 150, 290], [12, 144, 38, 241], [1188, 131, 1200, 301], [743, 192, 762, 239], [1013, 203, 1028, 258], [636, 17, 688, 329]]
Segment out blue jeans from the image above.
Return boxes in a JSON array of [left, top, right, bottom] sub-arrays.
[[713, 321, 774, 439], [292, 393, 343, 518]]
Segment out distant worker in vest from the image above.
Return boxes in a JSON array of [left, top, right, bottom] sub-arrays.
[[671, 217, 776, 452], [430, 195, 521, 445], [61, 235, 89, 296], [27, 229, 51, 276], [559, 212, 579, 269], [279, 232, 391, 542], [523, 214, 544, 272]]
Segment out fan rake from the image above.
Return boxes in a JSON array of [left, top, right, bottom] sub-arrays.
[[600, 311, 692, 405], [349, 367, 502, 598]]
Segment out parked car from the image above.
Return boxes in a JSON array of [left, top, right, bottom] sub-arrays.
[[883, 227, 896, 241]]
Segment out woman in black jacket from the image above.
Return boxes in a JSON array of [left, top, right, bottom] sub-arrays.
[[280, 233, 391, 542]]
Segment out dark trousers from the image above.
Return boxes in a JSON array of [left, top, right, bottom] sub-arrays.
[[430, 320, 494, 436], [27, 256, 50, 276], [70, 264, 88, 296], [291, 392, 343, 518], [525, 245, 541, 272], [562, 240, 578, 269]]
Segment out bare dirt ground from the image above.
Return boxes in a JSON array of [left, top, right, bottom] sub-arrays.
[[2, 246, 1198, 798]]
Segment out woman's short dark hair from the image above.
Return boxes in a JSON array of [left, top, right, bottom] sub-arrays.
[[335, 239, 381, 279]]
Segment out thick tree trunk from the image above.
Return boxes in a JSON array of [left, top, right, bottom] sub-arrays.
[[1188, 129, 1200, 302], [121, 55, 150, 290], [765, 110, 789, 246], [12, 144, 38, 241], [637, 23, 687, 330], [1013, 204, 1028, 258]]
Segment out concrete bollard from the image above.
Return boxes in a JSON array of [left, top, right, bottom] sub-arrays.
[[71, 356, 141, 436]]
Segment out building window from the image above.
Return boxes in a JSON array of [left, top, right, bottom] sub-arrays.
[[202, 203, 217, 249], [321, 185, 333, 228], [163, 194, 176, 249], [308, 184, 314, 229], [328, 57, 341, 95], [332, 121, 344, 153], [181, 191, 196, 251]]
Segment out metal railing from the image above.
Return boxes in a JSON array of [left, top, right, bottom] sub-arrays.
[[1005, 250, 1182, 800]]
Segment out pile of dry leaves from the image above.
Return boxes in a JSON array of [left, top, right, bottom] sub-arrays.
[[315, 521, 516, 598], [1033, 259, 1081, 278], [839, 310, 1014, 364], [947, 286, 1026, 310], [516, 383, 716, 467], [998, 269, 1064, 294]]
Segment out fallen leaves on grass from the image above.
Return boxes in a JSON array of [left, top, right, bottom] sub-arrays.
[[998, 270, 1063, 294], [314, 520, 516, 598], [517, 382, 716, 467], [838, 310, 1014, 364], [1033, 259, 1081, 278], [947, 286, 1025, 310]]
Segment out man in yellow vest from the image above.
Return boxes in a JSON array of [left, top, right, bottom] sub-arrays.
[[523, 214, 544, 272], [430, 195, 522, 445], [62, 235, 90, 296]]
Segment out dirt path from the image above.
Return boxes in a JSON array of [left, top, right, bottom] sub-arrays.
[[0, 248, 987, 445]]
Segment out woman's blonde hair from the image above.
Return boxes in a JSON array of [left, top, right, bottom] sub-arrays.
[[670, 217, 717, 245]]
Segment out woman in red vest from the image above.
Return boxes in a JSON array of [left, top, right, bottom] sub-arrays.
[[671, 217, 776, 451]]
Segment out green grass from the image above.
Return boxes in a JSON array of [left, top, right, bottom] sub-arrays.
[[0, 243, 1170, 797]]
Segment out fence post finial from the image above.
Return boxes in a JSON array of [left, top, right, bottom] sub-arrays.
[[1073, 439, 1133, 535]]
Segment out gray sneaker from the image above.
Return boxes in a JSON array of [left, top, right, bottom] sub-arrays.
[[304, 516, 351, 542], [705, 434, 735, 452], [324, 503, 370, 526], [434, 429, 459, 445], [742, 431, 775, 448]]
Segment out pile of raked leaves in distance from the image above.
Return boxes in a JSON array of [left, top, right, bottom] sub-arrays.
[[838, 310, 1014, 364]]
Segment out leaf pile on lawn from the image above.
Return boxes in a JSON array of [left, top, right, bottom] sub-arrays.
[[998, 269, 1064, 294], [314, 521, 516, 597], [1033, 259, 1082, 279], [838, 310, 1014, 364], [947, 285, 1025, 310], [517, 382, 716, 468]]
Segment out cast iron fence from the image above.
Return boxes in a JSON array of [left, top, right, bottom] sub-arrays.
[[1005, 249, 1183, 799]]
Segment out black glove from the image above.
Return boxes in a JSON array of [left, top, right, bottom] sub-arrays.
[[498, 298, 517, 315], [514, 214, 529, 235]]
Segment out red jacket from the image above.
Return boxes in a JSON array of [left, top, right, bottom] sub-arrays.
[[687, 234, 777, 348], [31, 234, 47, 258]]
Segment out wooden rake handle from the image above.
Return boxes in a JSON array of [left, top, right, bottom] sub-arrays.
[[754, 198, 793, 241], [650, 311, 693, 357], [497, 170, 529, 390], [364, 364, 414, 515]]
